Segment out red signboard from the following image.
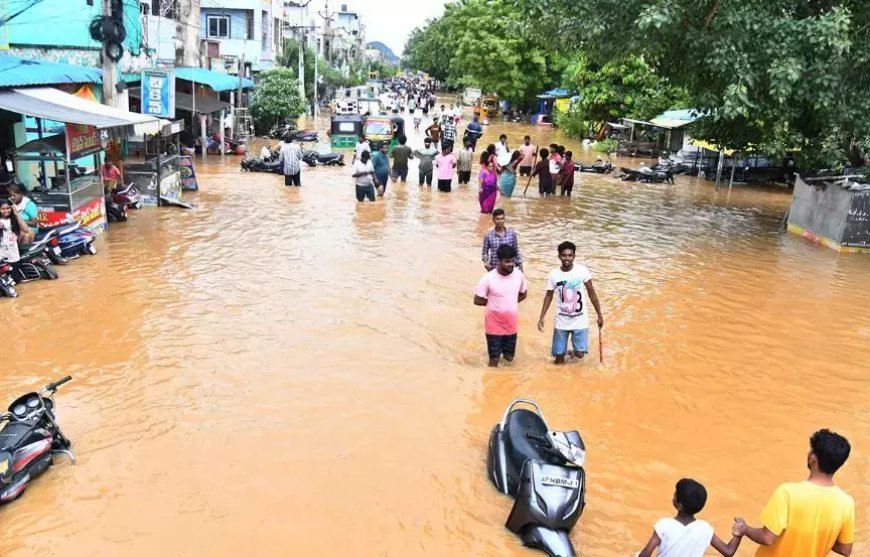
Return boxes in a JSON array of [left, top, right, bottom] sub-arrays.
[[36, 197, 106, 231], [65, 123, 101, 159]]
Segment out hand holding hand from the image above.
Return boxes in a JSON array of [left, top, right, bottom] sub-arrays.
[[732, 517, 746, 537]]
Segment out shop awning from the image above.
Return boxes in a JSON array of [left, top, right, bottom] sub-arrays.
[[128, 87, 231, 115], [0, 87, 159, 133], [0, 56, 102, 87], [174, 67, 254, 92]]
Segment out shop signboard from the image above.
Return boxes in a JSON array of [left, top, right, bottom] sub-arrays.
[[65, 124, 100, 159], [141, 69, 176, 118], [179, 155, 199, 191], [160, 171, 182, 202], [37, 197, 106, 231]]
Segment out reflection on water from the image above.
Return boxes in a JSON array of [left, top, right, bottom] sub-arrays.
[[2, 112, 868, 557]]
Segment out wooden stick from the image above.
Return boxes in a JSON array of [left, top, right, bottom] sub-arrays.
[[598, 328, 604, 364], [523, 153, 538, 196]]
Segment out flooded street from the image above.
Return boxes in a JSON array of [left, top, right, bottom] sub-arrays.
[[3, 113, 869, 556]]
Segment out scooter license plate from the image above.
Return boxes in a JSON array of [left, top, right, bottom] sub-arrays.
[[541, 476, 579, 489], [52, 247, 62, 256]]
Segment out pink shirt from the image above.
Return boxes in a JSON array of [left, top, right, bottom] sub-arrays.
[[519, 144, 536, 166], [474, 269, 528, 335], [435, 153, 456, 180]]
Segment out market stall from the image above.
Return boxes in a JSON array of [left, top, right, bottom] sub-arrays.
[[123, 120, 186, 205], [12, 125, 107, 230]]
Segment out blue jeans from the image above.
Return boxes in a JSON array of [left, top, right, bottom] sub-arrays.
[[552, 328, 589, 356]]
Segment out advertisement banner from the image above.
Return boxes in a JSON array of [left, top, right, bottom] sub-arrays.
[[65, 124, 100, 159], [160, 171, 182, 202], [179, 155, 199, 191], [37, 197, 106, 231], [141, 69, 176, 118]]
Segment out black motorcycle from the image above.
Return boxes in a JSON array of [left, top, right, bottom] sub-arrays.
[[10, 235, 59, 283], [487, 399, 587, 557], [0, 376, 75, 503], [302, 150, 345, 167], [240, 157, 282, 174], [0, 258, 18, 298], [619, 166, 674, 184], [577, 161, 613, 174]]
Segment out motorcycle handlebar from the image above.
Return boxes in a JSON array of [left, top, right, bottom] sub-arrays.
[[46, 375, 72, 391], [526, 433, 549, 444]]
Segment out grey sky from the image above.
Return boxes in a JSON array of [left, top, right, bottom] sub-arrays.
[[317, 0, 450, 57]]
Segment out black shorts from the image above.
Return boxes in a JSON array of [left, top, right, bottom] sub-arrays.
[[486, 334, 517, 360], [284, 172, 301, 186], [519, 166, 532, 176], [458, 170, 471, 184], [437, 179, 452, 192], [355, 185, 375, 202], [391, 167, 408, 182]]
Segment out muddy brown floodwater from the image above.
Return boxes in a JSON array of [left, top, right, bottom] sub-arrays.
[[2, 111, 869, 557]]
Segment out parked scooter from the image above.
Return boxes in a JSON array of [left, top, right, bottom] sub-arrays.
[[577, 161, 614, 174], [302, 150, 345, 167], [10, 236, 59, 283], [105, 194, 128, 223], [487, 399, 587, 557], [0, 375, 75, 503], [35, 222, 96, 259], [0, 258, 18, 298], [112, 181, 143, 210]]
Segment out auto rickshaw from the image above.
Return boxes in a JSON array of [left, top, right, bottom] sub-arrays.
[[364, 116, 400, 153], [475, 95, 500, 119], [329, 114, 364, 149]]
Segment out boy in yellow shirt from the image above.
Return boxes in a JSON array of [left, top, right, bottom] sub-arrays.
[[733, 429, 854, 557]]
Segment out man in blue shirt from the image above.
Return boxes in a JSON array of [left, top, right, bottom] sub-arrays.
[[465, 115, 483, 151]]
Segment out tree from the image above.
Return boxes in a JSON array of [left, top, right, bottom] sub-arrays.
[[403, 0, 566, 103], [249, 68, 307, 135], [557, 55, 689, 138], [515, 0, 870, 167]]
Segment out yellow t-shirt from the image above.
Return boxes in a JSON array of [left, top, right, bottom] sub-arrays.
[[755, 481, 855, 557]]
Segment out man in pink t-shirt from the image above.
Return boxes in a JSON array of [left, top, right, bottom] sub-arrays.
[[435, 146, 457, 192], [474, 243, 528, 367]]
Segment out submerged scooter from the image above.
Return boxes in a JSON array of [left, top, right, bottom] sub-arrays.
[[35, 222, 97, 260], [0, 376, 75, 503], [0, 258, 18, 298], [11, 235, 60, 283], [487, 399, 587, 557]]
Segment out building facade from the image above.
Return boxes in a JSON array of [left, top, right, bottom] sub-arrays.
[[199, 0, 283, 75]]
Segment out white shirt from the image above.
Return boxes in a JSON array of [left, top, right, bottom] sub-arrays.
[[352, 160, 374, 187], [354, 141, 371, 162], [0, 218, 20, 263], [654, 518, 714, 557], [546, 264, 593, 330], [495, 142, 511, 166]]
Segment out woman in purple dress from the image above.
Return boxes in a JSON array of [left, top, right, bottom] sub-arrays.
[[478, 160, 499, 214]]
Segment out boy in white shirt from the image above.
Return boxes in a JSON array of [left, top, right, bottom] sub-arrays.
[[637, 478, 742, 557]]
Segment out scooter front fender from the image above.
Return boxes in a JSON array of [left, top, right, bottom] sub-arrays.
[[519, 526, 576, 557]]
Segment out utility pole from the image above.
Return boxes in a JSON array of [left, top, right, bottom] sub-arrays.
[[101, 0, 118, 107], [237, 52, 245, 108]]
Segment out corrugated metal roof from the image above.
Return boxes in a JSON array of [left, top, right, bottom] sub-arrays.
[[0, 55, 102, 88], [174, 67, 254, 92]]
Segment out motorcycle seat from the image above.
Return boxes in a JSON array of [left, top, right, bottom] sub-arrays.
[[0, 422, 34, 451], [504, 409, 552, 474]]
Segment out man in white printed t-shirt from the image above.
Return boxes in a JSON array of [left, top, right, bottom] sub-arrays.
[[537, 241, 604, 364], [637, 478, 743, 557]]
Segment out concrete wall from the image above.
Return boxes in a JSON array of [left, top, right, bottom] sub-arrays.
[[201, 6, 275, 71], [788, 174, 870, 249]]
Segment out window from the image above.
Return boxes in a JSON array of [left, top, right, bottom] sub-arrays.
[[207, 15, 230, 39], [246, 10, 255, 40]]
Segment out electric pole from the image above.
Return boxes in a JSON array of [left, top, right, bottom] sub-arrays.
[[296, 0, 314, 104], [101, 0, 118, 107]]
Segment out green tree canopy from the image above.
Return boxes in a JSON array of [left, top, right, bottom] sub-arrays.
[[249, 68, 307, 134], [515, 0, 870, 167], [558, 55, 689, 138], [403, 0, 565, 104]]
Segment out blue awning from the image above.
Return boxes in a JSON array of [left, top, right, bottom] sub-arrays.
[[174, 67, 254, 92], [0, 55, 102, 88]]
